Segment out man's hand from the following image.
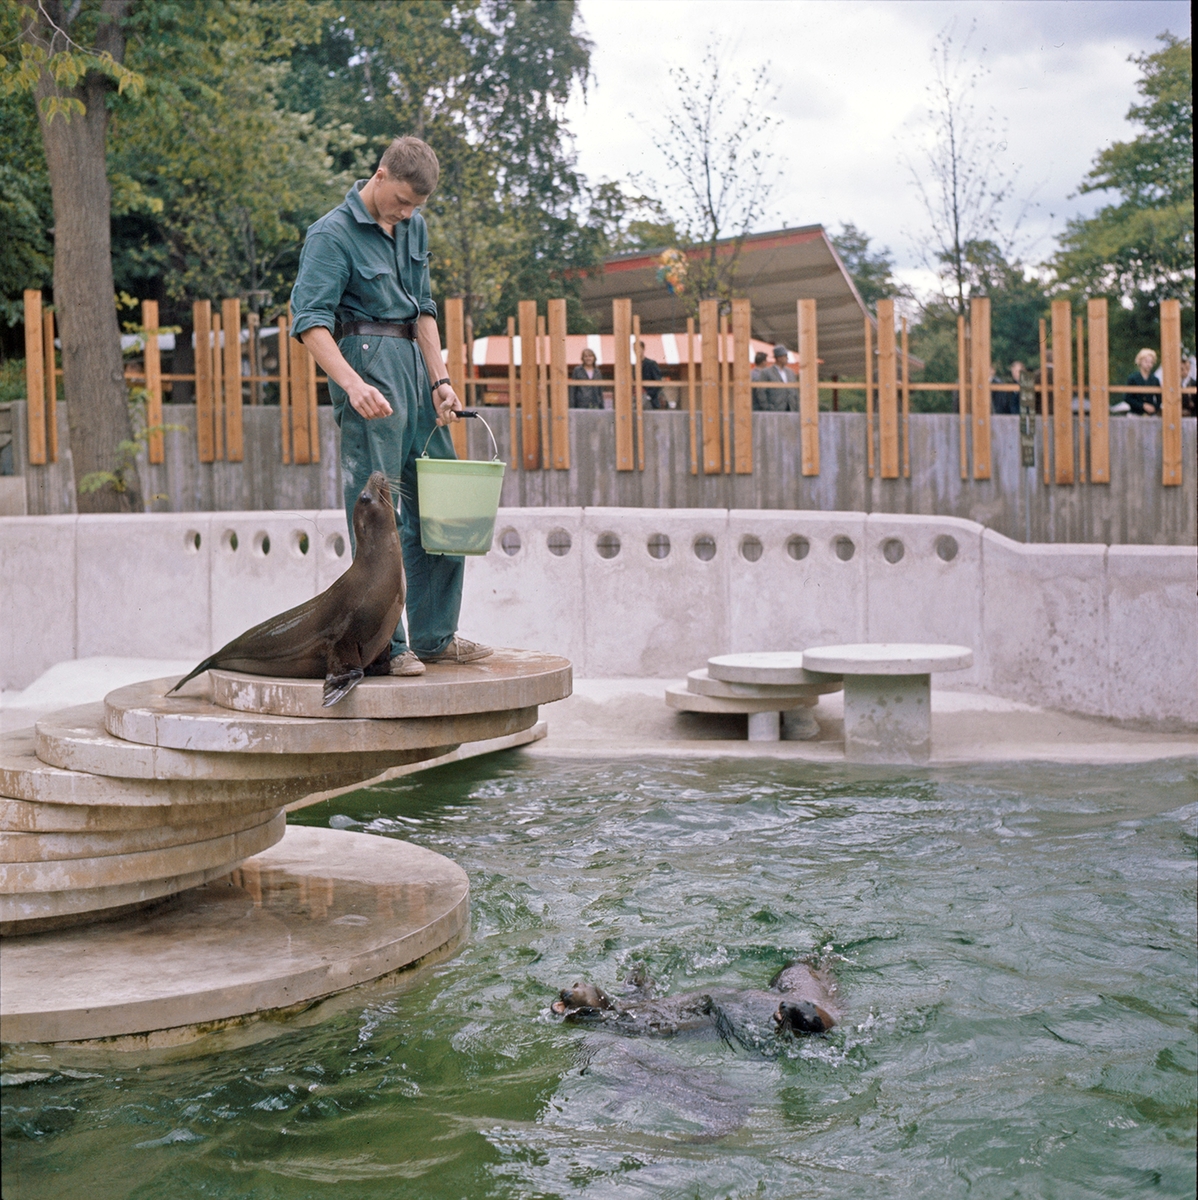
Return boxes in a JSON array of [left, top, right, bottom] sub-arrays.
[[434, 383, 462, 425], [346, 376, 393, 420]]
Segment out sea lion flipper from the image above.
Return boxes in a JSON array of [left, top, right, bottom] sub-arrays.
[[167, 656, 218, 696], [322, 667, 364, 707]]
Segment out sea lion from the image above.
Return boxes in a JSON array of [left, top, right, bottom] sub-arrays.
[[551, 960, 839, 1041], [169, 471, 404, 707]]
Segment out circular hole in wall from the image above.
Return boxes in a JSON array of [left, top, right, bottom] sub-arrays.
[[833, 536, 856, 562], [881, 537, 905, 564], [596, 532, 621, 559], [327, 533, 346, 558], [547, 529, 572, 556], [740, 535, 763, 562], [500, 528, 522, 556], [222, 530, 239, 553], [693, 535, 717, 562], [184, 530, 202, 554], [293, 531, 310, 556], [936, 534, 959, 562], [787, 535, 810, 561], [254, 532, 271, 556], [647, 533, 671, 559]]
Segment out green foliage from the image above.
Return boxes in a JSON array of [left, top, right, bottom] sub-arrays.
[[0, 358, 27, 402], [1052, 33, 1194, 372], [0, 87, 52, 333], [830, 224, 911, 313], [77, 384, 184, 496]]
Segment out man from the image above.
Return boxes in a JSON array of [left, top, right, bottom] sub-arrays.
[[766, 344, 799, 412], [290, 136, 491, 677], [638, 341, 665, 408], [750, 350, 771, 410]]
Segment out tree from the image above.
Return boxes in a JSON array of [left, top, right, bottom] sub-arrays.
[[3, 0, 145, 511], [1051, 33, 1193, 372], [648, 46, 780, 307], [905, 21, 1023, 317], [829, 223, 911, 313]]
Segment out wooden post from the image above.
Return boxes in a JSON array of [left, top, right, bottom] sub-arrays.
[[305, 331, 320, 464], [536, 314, 550, 470], [731, 297, 752, 474], [194, 300, 214, 463], [142, 299, 163, 465], [1051, 299, 1074, 485], [288, 318, 312, 465], [42, 305, 58, 462], [865, 314, 875, 479], [445, 296, 468, 458], [222, 297, 243, 462], [632, 314, 645, 471], [956, 314, 968, 480], [23, 290, 46, 465], [1160, 298, 1182, 486], [247, 310, 261, 406], [1075, 315, 1087, 482], [970, 296, 992, 480], [699, 299, 720, 473], [877, 298, 899, 478], [211, 312, 225, 461], [1087, 299, 1110, 483], [1039, 317, 1050, 485], [901, 316, 911, 478], [718, 313, 731, 474], [278, 313, 291, 464], [519, 299, 540, 469], [687, 316, 698, 475], [612, 297, 633, 471], [507, 316, 518, 469], [548, 298, 569, 469], [465, 313, 474, 408], [798, 298, 820, 477]]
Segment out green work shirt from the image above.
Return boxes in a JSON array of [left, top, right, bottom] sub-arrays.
[[289, 181, 437, 340]]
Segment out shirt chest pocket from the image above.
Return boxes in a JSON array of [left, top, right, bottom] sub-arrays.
[[353, 264, 395, 315]]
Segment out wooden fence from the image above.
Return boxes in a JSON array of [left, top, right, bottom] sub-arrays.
[[21, 290, 1190, 488]]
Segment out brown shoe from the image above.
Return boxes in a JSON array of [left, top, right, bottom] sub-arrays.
[[417, 636, 493, 665], [389, 650, 426, 676]]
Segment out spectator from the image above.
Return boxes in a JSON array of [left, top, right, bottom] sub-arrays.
[[638, 341, 665, 409], [763, 344, 799, 412], [751, 350, 771, 410], [1182, 353, 1196, 417], [570, 347, 605, 409], [993, 361, 1020, 414], [1125, 348, 1161, 416]]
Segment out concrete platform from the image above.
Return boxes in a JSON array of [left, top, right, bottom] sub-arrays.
[[707, 652, 832, 686], [665, 683, 819, 714], [685, 667, 841, 701], [0, 825, 469, 1046], [210, 648, 572, 719]]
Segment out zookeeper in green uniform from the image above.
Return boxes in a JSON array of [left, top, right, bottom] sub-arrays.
[[290, 135, 490, 678]]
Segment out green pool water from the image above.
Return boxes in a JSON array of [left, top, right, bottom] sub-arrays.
[[3, 757, 1196, 1199]]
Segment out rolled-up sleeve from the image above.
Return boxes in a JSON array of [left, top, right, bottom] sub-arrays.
[[289, 231, 349, 340]]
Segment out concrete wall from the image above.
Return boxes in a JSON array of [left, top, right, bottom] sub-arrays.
[[8, 402, 1195, 546], [3, 507, 1194, 728]]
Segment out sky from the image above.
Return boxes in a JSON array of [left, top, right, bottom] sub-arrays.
[[563, 0, 1191, 296]]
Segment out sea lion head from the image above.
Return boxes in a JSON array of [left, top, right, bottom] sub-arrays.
[[351, 471, 399, 554], [551, 981, 617, 1020], [774, 999, 835, 1035]]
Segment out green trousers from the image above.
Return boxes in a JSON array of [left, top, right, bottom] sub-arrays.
[[330, 332, 463, 658]]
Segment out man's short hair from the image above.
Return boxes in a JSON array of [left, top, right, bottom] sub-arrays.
[[380, 137, 440, 196], [754, 351, 768, 365]]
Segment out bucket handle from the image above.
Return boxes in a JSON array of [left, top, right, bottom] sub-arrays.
[[420, 411, 500, 461]]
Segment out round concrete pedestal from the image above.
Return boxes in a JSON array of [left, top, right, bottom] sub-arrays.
[[0, 826, 469, 1048]]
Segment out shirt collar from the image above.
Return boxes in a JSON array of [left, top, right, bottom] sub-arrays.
[[345, 180, 413, 231]]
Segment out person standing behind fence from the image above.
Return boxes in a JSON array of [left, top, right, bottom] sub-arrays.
[[995, 362, 1024, 414], [1124, 348, 1161, 415], [638, 341, 665, 409], [765, 344, 799, 412], [751, 351, 771, 410], [289, 135, 492, 678], [571, 347, 605, 409]]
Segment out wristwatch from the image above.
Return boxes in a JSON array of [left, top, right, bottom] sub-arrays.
[[431, 377, 451, 392]]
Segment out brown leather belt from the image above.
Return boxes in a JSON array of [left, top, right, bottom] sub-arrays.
[[339, 320, 417, 340]]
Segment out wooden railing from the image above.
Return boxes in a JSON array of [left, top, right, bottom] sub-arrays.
[[21, 290, 1191, 488]]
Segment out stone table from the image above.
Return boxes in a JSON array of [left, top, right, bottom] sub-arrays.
[[701, 652, 843, 741], [801, 643, 973, 763]]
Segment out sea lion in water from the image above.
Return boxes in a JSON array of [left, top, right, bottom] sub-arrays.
[[169, 472, 404, 707], [551, 961, 838, 1041]]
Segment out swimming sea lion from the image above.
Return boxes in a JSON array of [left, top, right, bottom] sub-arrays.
[[551, 960, 839, 1041], [169, 472, 404, 707]]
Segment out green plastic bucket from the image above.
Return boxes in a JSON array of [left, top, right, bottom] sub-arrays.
[[416, 413, 505, 555]]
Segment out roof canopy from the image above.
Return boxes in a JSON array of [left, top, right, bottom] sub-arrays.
[[469, 333, 797, 370], [579, 224, 891, 378]]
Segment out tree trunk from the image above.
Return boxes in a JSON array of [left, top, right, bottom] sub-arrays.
[[26, 0, 141, 513]]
